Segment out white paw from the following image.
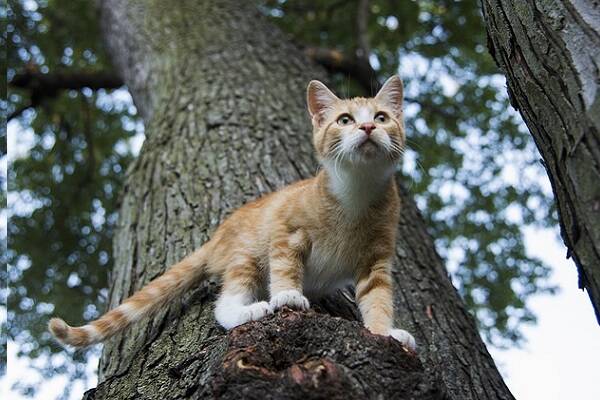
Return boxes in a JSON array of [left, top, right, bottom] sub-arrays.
[[214, 298, 273, 330], [270, 289, 310, 311], [389, 328, 417, 351], [240, 301, 273, 324]]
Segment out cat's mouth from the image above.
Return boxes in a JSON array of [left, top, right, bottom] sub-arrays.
[[357, 136, 374, 147], [355, 138, 381, 157], [356, 135, 380, 149], [359, 140, 377, 150]]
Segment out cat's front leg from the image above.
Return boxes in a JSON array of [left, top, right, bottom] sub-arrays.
[[268, 228, 310, 311], [355, 259, 416, 351]]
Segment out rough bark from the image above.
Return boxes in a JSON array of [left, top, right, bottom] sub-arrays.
[[482, 0, 600, 322], [85, 1, 514, 399]]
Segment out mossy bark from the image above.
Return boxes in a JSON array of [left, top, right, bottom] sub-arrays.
[[482, 0, 600, 322], [86, 1, 514, 399]]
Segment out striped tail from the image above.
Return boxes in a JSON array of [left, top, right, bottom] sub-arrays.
[[49, 247, 209, 347]]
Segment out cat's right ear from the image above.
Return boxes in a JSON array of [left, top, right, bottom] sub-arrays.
[[307, 80, 339, 127]]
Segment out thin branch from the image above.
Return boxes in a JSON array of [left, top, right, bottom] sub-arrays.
[[10, 70, 124, 93], [8, 70, 124, 121], [7, 102, 33, 121], [304, 47, 456, 118], [356, 0, 371, 59], [304, 46, 379, 94]]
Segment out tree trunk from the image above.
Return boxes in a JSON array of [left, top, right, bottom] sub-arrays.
[[85, 1, 514, 399], [481, 0, 600, 322]]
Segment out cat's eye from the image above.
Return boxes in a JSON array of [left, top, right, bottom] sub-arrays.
[[374, 112, 387, 123], [337, 114, 354, 126]]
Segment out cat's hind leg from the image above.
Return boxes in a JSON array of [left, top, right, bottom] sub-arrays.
[[214, 254, 272, 330]]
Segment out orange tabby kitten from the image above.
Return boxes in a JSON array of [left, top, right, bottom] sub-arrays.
[[49, 76, 416, 351]]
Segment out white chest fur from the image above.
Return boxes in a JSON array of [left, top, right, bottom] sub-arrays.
[[303, 239, 359, 297], [322, 160, 395, 217], [302, 161, 395, 297]]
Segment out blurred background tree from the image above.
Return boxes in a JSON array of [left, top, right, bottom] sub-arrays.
[[4, 0, 557, 397], [1, 1, 8, 379]]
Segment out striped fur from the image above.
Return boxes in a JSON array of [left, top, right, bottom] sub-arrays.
[[49, 249, 209, 346], [49, 76, 416, 351]]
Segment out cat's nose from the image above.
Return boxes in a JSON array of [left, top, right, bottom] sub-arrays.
[[359, 122, 376, 135]]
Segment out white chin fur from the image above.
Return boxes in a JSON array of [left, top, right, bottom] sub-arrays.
[[322, 157, 395, 213], [338, 130, 393, 164]]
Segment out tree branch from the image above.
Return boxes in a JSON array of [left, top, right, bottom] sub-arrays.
[[8, 70, 124, 121], [85, 308, 444, 400], [304, 47, 379, 94], [356, 0, 371, 59], [304, 47, 456, 119], [7, 102, 33, 121]]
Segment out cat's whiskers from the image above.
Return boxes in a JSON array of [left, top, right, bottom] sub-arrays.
[[327, 141, 345, 184]]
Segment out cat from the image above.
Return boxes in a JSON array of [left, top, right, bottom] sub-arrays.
[[49, 76, 416, 351]]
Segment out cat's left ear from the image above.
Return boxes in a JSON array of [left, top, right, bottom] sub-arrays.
[[307, 80, 339, 126], [375, 75, 404, 119]]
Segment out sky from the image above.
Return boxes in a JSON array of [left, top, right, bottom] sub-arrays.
[[2, 96, 600, 399], [490, 227, 600, 399]]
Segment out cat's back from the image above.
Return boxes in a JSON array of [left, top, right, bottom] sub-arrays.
[[211, 177, 316, 246]]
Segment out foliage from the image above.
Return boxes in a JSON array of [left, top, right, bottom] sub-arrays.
[[5, 0, 556, 397], [5, 0, 137, 395], [2, 1, 9, 378]]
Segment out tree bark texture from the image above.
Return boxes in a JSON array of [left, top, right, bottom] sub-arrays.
[[86, 1, 514, 399], [482, 0, 600, 322]]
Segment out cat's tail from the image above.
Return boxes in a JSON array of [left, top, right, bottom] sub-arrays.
[[49, 246, 210, 347]]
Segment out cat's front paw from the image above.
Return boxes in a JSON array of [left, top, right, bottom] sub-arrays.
[[388, 328, 416, 351], [270, 289, 310, 311], [240, 301, 273, 324], [215, 300, 273, 330]]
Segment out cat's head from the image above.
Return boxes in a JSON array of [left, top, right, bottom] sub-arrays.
[[307, 76, 405, 167]]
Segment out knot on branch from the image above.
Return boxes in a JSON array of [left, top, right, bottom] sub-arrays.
[[208, 308, 446, 400]]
